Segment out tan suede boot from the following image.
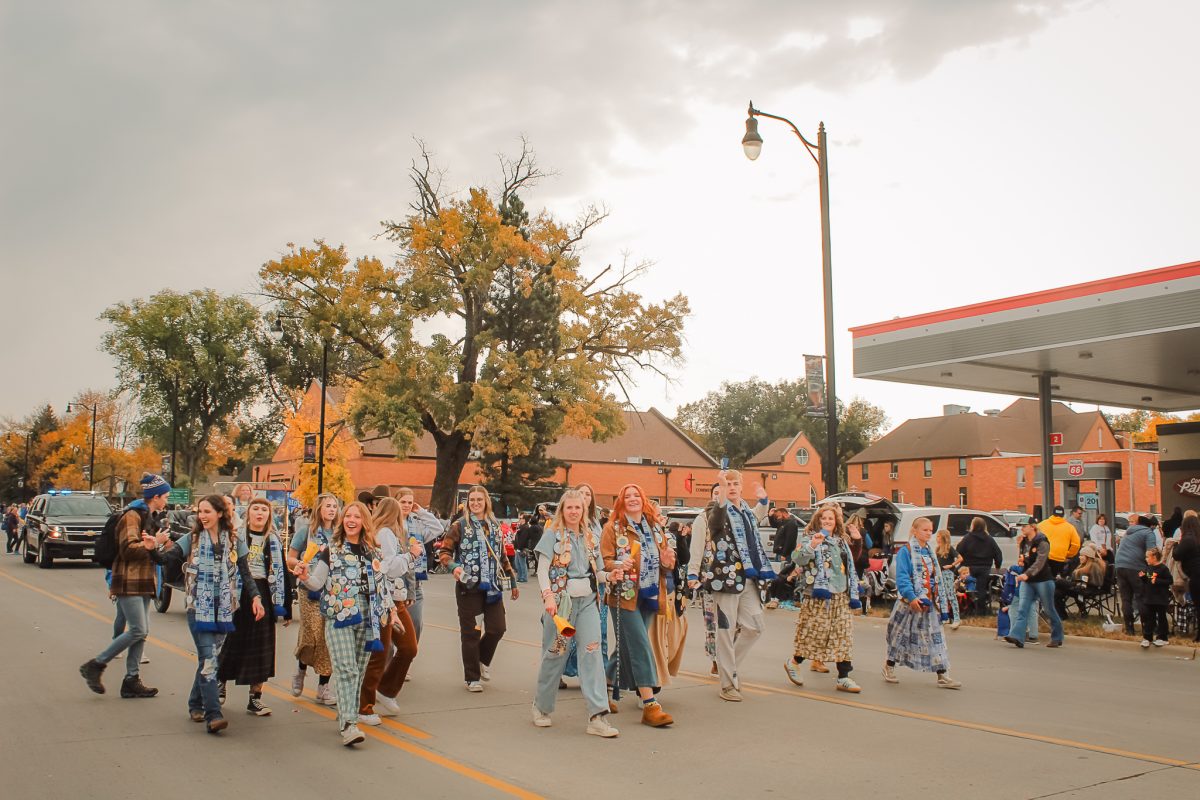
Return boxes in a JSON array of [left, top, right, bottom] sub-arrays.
[[640, 701, 674, 727]]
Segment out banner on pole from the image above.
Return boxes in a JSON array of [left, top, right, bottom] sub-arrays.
[[303, 434, 317, 464], [804, 355, 827, 417]]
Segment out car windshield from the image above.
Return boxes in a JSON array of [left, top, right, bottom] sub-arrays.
[[47, 496, 112, 516]]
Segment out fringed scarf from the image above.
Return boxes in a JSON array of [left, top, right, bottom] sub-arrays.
[[302, 526, 333, 601], [321, 542, 387, 652], [629, 517, 664, 612], [188, 531, 237, 633], [907, 541, 940, 612], [408, 526, 429, 581], [809, 534, 861, 609], [460, 516, 503, 605], [244, 525, 287, 617]]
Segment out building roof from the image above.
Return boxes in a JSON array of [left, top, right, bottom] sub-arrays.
[[744, 433, 819, 467], [847, 398, 1108, 464]]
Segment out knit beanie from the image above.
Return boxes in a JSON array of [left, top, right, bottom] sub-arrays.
[[141, 472, 171, 500]]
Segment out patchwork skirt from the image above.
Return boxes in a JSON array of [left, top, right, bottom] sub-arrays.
[[885, 602, 950, 673], [294, 593, 332, 675], [792, 593, 853, 662]]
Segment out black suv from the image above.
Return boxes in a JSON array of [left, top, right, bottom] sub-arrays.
[[22, 491, 113, 568]]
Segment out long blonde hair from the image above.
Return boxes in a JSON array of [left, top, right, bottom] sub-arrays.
[[465, 485, 498, 526], [548, 489, 595, 562], [333, 500, 378, 549], [372, 496, 403, 537], [311, 493, 339, 532], [935, 528, 952, 558], [574, 482, 600, 528]]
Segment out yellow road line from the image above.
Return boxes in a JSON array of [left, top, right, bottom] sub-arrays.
[[66, 593, 97, 609], [0, 568, 544, 800], [679, 669, 1200, 771]]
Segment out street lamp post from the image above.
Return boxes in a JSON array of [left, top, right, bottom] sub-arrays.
[[271, 316, 332, 495], [742, 101, 839, 495], [66, 401, 99, 491]]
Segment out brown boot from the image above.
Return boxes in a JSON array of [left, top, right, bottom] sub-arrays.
[[640, 701, 673, 728], [810, 660, 830, 673]]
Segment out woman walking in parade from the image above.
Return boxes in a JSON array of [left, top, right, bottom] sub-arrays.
[[217, 497, 289, 716], [396, 487, 443, 642], [562, 482, 608, 683], [601, 483, 675, 727], [288, 493, 338, 704], [294, 500, 394, 746], [157, 495, 265, 733], [437, 485, 518, 692], [883, 517, 962, 689], [361, 496, 421, 721], [531, 489, 620, 737], [784, 503, 864, 693]]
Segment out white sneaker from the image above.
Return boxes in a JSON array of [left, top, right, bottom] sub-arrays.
[[359, 713, 382, 726], [882, 664, 899, 684], [291, 669, 305, 697], [950, 620, 961, 630], [936, 674, 962, 689], [1153, 639, 1168, 647], [140, 655, 151, 664], [1141, 640, 1152, 648], [466, 681, 483, 693], [480, 664, 491, 681], [531, 703, 552, 727], [836, 677, 861, 694], [586, 713, 619, 738], [783, 659, 804, 686], [315, 683, 337, 705], [341, 724, 365, 746], [719, 686, 743, 702], [374, 694, 400, 716]]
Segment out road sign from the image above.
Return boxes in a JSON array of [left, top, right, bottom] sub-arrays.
[[1049, 432, 1064, 446], [1079, 492, 1098, 509], [1067, 459, 1084, 478], [167, 487, 192, 506]]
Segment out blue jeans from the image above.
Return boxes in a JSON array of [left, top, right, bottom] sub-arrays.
[[186, 612, 227, 722], [513, 552, 529, 583], [564, 601, 608, 678], [95, 596, 150, 678], [1008, 579, 1062, 644]]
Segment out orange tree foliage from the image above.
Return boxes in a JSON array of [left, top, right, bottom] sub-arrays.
[[260, 143, 688, 515]]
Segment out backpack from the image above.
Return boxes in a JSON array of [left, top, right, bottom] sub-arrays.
[[95, 506, 147, 568]]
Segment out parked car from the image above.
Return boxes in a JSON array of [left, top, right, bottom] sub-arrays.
[[991, 510, 1035, 534], [21, 491, 113, 568]]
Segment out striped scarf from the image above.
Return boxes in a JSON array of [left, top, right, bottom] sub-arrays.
[[188, 531, 236, 633]]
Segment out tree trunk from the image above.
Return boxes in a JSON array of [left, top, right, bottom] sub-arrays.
[[430, 432, 472, 518]]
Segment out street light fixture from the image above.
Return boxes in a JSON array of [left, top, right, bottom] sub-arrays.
[[65, 401, 98, 492], [741, 100, 839, 495]]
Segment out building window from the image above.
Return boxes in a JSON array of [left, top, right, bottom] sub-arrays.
[[891, 490, 900, 503], [1150, 503, 1158, 514], [1148, 462, 1155, 485], [959, 487, 968, 507], [809, 485, 818, 506], [861, 463, 869, 479], [958, 457, 967, 476], [1017, 504, 1027, 513], [890, 462, 899, 479], [923, 459, 933, 478], [795, 448, 810, 466], [1033, 466, 1043, 487], [1016, 466, 1026, 488], [674, 499, 684, 507], [924, 488, 933, 505]]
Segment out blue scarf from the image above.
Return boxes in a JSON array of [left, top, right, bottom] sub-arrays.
[[321, 542, 387, 652], [629, 517, 664, 612], [303, 526, 333, 601], [460, 516, 504, 605], [188, 532, 236, 633], [727, 501, 777, 581], [243, 525, 287, 618], [405, 514, 429, 580], [907, 541, 939, 612]]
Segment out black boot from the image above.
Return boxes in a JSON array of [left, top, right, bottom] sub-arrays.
[[80, 659, 106, 694], [120, 674, 159, 698]]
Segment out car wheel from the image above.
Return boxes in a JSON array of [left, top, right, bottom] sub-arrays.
[[154, 583, 172, 613], [37, 538, 53, 569], [22, 536, 35, 564]]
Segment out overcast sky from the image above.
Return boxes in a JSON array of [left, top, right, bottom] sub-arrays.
[[3, 0, 1197, 433]]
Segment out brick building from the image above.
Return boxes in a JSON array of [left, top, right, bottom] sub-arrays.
[[847, 399, 1160, 515], [257, 382, 824, 511]]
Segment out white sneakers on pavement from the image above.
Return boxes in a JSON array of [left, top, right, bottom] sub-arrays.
[[531, 703, 552, 727], [359, 713, 382, 727], [291, 669, 305, 697], [466, 681, 484, 693], [341, 724, 365, 746], [936, 674, 963, 689], [835, 677, 861, 693], [719, 686, 743, 702], [480, 664, 491, 681], [374, 694, 400, 716], [783, 659, 804, 686], [882, 663, 899, 684], [586, 714, 619, 738], [315, 683, 337, 705]]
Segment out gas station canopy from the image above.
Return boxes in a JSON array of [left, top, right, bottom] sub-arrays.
[[851, 260, 1200, 412]]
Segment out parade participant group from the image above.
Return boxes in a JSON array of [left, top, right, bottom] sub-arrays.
[[78, 470, 963, 746]]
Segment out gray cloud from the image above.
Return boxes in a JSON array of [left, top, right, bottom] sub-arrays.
[[0, 0, 1085, 417]]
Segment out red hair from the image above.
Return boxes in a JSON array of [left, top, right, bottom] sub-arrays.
[[611, 483, 662, 527]]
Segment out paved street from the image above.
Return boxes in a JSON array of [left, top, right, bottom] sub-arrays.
[[2, 556, 1198, 800]]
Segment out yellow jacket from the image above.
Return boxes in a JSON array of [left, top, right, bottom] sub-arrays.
[[1037, 515, 1081, 562]]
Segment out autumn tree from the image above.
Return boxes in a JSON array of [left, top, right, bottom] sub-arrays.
[[675, 378, 887, 492], [260, 143, 688, 515], [1, 404, 58, 499], [102, 289, 264, 483], [275, 397, 356, 509]]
